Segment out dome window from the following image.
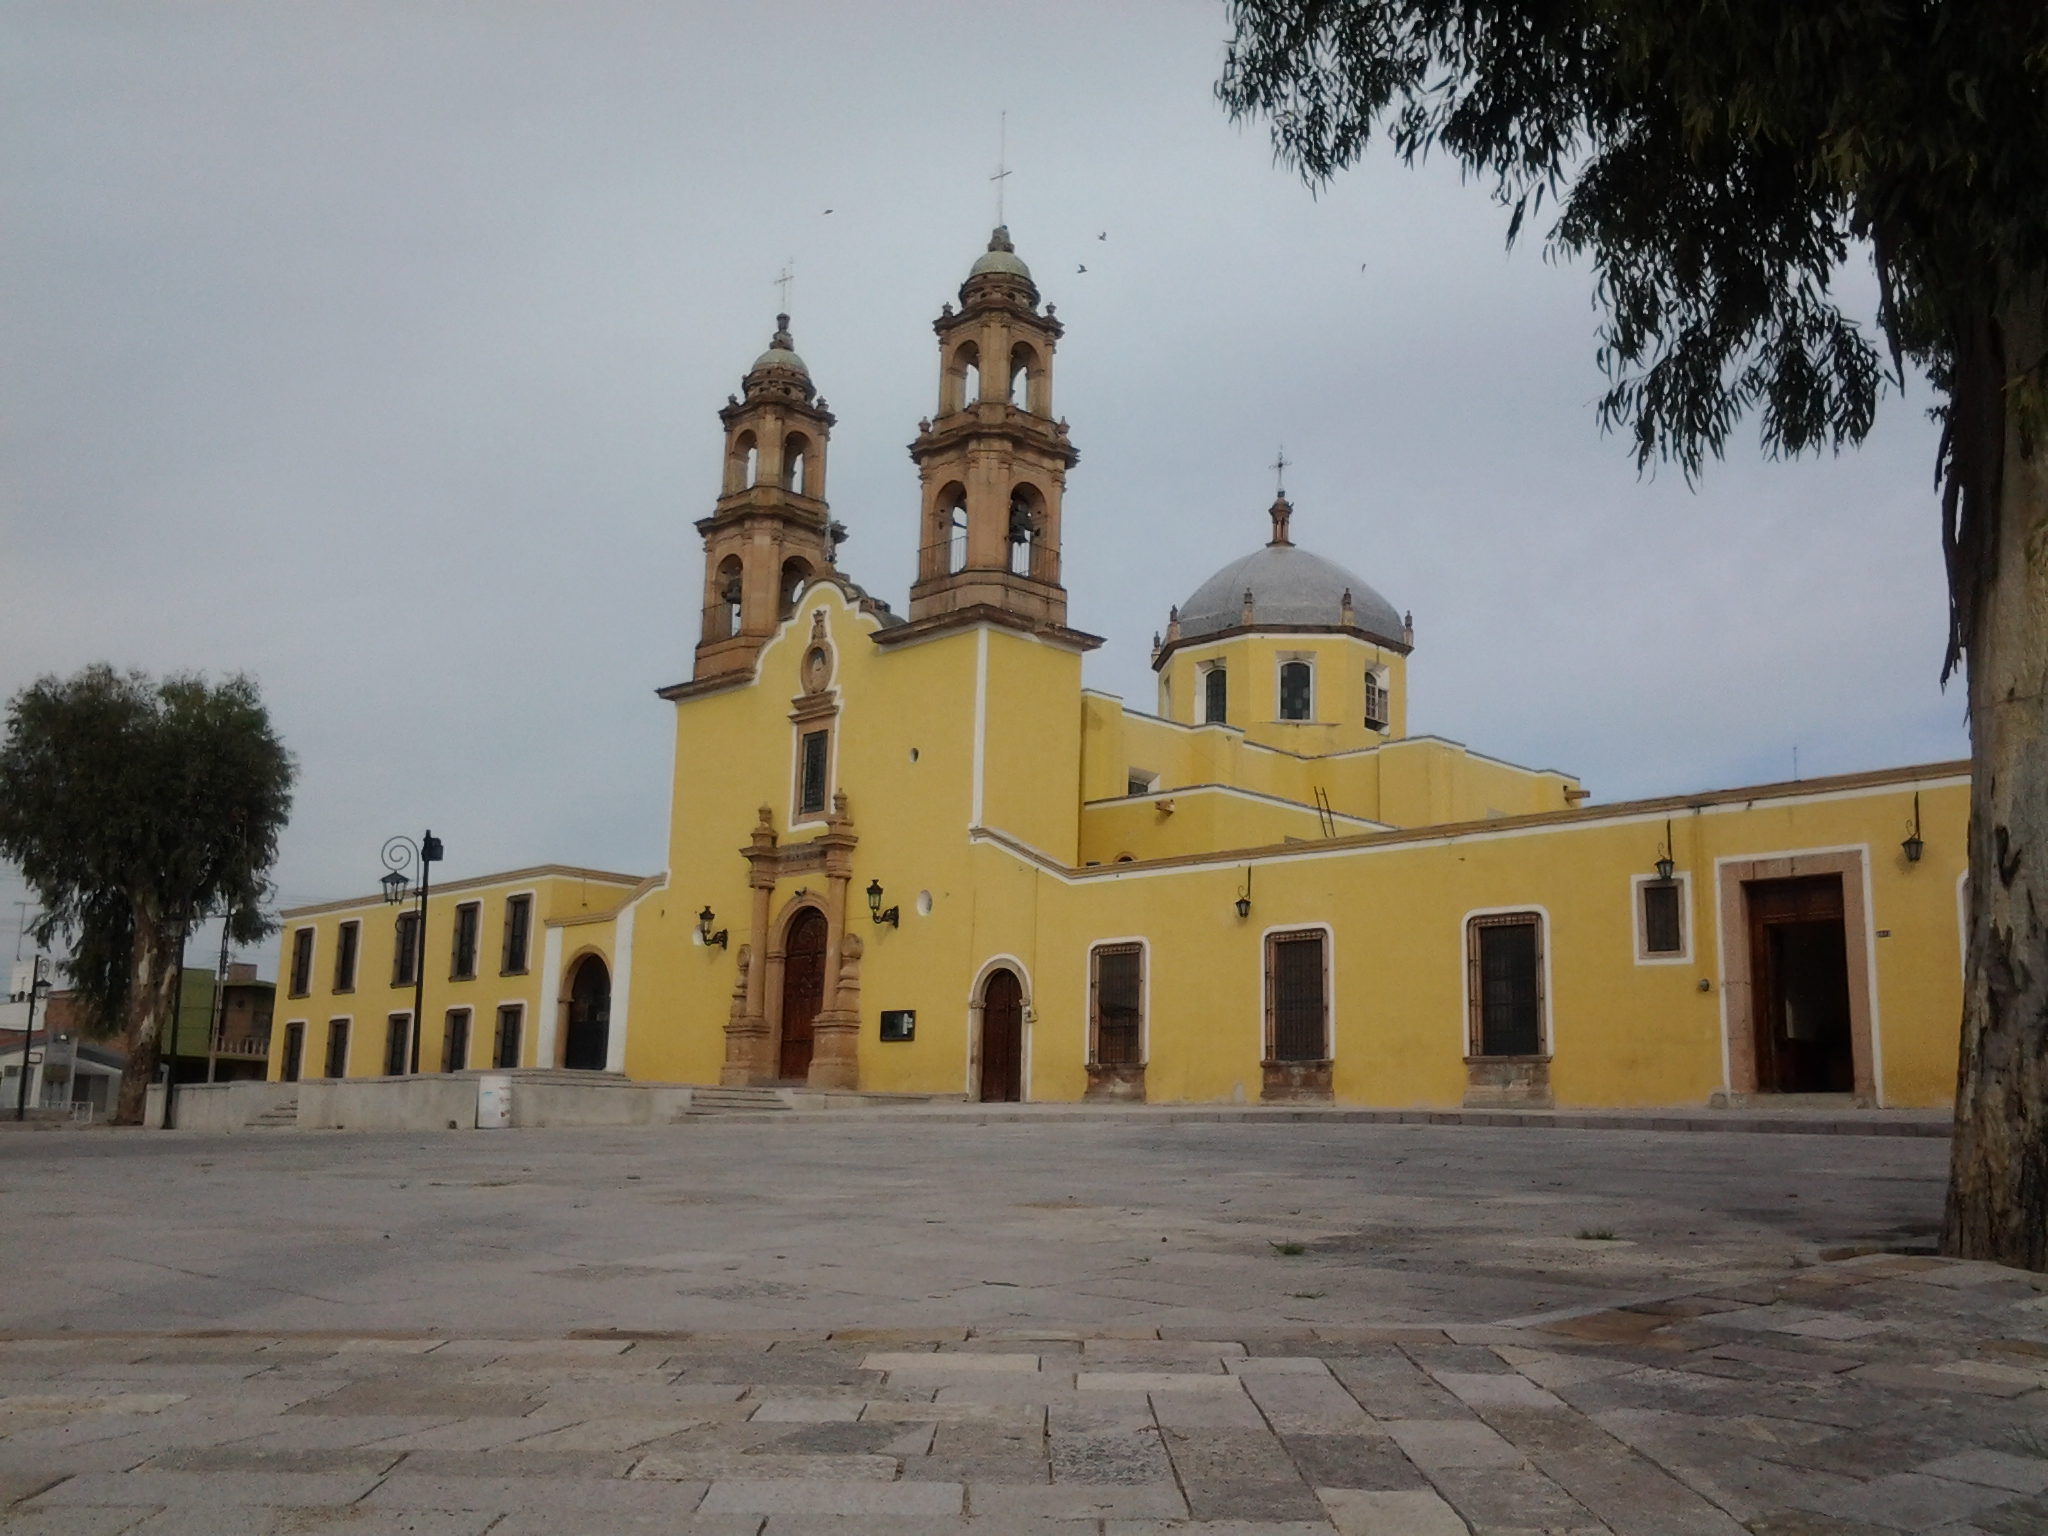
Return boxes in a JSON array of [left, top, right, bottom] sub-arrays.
[[1364, 669, 1389, 731], [1279, 660, 1314, 722], [1202, 665, 1228, 725]]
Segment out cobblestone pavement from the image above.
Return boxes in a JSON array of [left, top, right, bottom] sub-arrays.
[[2, 1123, 2044, 1531]]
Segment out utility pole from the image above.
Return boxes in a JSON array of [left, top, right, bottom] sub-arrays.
[[206, 917, 229, 1084], [15, 954, 46, 1121]]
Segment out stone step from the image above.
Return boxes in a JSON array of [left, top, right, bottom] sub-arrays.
[[686, 1087, 792, 1114], [249, 1093, 300, 1128]]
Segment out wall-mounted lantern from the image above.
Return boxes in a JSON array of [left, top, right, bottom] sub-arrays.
[[697, 906, 728, 949], [1903, 792, 1924, 864], [380, 868, 409, 905], [1235, 865, 1253, 920], [1654, 818, 1676, 883], [866, 879, 899, 927]]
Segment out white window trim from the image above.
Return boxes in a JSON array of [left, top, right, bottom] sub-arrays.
[[323, 1014, 354, 1079], [441, 1005, 474, 1072], [333, 919, 360, 992], [1630, 871, 1693, 965], [500, 888, 539, 976], [1197, 659, 1228, 725], [289, 925, 317, 998], [1363, 665, 1391, 731], [492, 999, 528, 1069], [1257, 920, 1335, 1064], [1274, 652, 1316, 723], [1084, 936, 1150, 1067], [1459, 904, 1553, 1059], [450, 900, 483, 981]]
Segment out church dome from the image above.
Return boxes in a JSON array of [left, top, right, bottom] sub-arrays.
[[968, 225, 1032, 282], [1175, 496, 1406, 646]]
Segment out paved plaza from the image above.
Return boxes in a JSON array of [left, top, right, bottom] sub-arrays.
[[0, 1117, 2044, 1533]]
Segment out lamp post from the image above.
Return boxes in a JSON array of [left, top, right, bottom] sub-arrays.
[[14, 954, 49, 1122], [380, 831, 443, 1075]]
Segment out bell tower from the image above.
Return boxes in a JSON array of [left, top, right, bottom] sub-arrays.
[[905, 228, 1079, 631], [692, 315, 842, 682]]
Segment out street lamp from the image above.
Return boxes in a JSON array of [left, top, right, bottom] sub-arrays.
[[380, 831, 443, 1074], [14, 955, 50, 1122]]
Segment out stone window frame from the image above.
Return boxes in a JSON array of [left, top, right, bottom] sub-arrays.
[[323, 1016, 351, 1079], [383, 1011, 412, 1077], [493, 1003, 524, 1070], [287, 926, 315, 998], [1260, 922, 1333, 1064], [1630, 871, 1693, 966], [441, 1006, 472, 1073], [500, 891, 536, 977], [1460, 905, 1552, 1060], [449, 901, 482, 981], [279, 1019, 306, 1083], [1198, 660, 1228, 725], [332, 920, 359, 994]]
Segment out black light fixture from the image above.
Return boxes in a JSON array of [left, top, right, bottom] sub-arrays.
[[1235, 865, 1253, 920], [697, 905, 728, 948], [1903, 791, 1925, 864], [378, 831, 442, 1075], [866, 878, 899, 927], [1654, 818, 1676, 883]]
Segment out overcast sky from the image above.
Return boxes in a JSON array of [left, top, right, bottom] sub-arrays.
[[2, 3, 1966, 977]]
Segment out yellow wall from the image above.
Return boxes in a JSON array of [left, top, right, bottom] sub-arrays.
[[1157, 632, 1410, 750], [613, 578, 1966, 1112], [268, 869, 641, 1081]]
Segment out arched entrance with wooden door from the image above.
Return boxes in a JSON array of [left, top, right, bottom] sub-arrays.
[[563, 955, 610, 1071], [779, 907, 829, 1082], [979, 966, 1025, 1103]]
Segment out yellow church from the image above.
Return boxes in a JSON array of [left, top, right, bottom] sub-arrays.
[[270, 228, 1970, 1113]]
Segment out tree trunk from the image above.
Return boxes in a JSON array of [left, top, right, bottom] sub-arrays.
[[112, 900, 178, 1126], [1944, 285, 2048, 1272]]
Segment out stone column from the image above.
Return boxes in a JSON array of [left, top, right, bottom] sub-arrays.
[[807, 791, 861, 1091], [723, 806, 778, 1085]]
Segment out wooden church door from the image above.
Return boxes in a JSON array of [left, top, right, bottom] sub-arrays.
[[980, 968, 1024, 1103], [779, 909, 828, 1081]]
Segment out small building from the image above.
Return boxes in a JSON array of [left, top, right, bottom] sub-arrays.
[[160, 963, 276, 1084], [1, 962, 123, 1116]]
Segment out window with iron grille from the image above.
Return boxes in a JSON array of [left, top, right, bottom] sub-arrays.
[[1469, 913, 1544, 1056], [501, 894, 532, 975], [1266, 930, 1327, 1061], [494, 1004, 523, 1069], [1642, 882, 1683, 955], [451, 902, 480, 979], [288, 928, 314, 997], [281, 1021, 304, 1083], [799, 729, 830, 815], [1090, 944, 1144, 1066], [442, 1008, 470, 1072], [333, 921, 359, 992], [1364, 671, 1389, 730], [1279, 661, 1313, 721], [385, 1013, 411, 1076], [1203, 666, 1227, 724], [392, 911, 420, 987], [324, 1018, 350, 1078]]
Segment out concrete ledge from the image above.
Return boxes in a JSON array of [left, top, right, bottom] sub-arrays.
[[298, 1076, 480, 1132], [165, 1080, 298, 1132]]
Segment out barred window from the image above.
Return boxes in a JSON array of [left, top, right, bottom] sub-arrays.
[[1204, 667, 1227, 724], [1090, 944, 1144, 1066], [1265, 930, 1328, 1062], [1469, 913, 1544, 1056], [494, 1004, 523, 1069], [441, 1008, 471, 1073], [333, 921, 359, 992], [1643, 882, 1683, 955], [501, 895, 532, 975], [324, 1018, 350, 1079], [392, 911, 420, 987], [451, 902, 480, 979], [799, 729, 830, 815], [384, 1013, 411, 1076], [288, 928, 314, 997]]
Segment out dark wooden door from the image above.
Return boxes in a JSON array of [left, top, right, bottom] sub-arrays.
[[564, 957, 610, 1070], [981, 968, 1023, 1103], [1746, 875, 1853, 1092], [779, 909, 827, 1081]]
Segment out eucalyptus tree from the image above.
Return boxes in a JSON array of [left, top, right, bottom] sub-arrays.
[[0, 666, 294, 1123], [1217, 0, 2048, 1266]]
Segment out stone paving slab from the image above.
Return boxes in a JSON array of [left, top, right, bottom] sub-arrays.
[[0, 1249, 2042, 1534]]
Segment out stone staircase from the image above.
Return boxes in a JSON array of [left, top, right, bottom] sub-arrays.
[[249, 1092, 300, 1129], [684, 1086, 793, 1116]]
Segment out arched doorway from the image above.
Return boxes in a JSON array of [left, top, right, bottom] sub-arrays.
[[980, 968, 1024, 1103], [563, 955, 610, 1071], [780, 908, 828, 1082]]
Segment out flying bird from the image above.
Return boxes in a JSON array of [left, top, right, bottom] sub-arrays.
[[1077, 263, 1087, 273], [824, 208, 834, 215], [1097, 231, 1106, 240]]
